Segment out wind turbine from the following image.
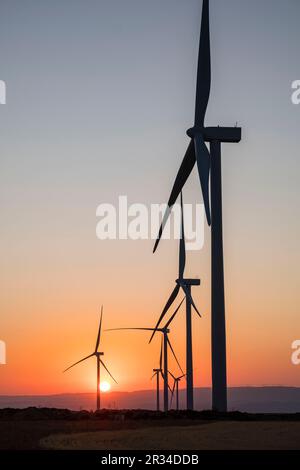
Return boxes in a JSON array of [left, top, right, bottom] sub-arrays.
[[150, 337, 164, 411], [63, 307, 117, 411], [106, 303, 184, 412], [169, 371, 186, 411], [152, 0, 241, 412], [150, 192, 201, 411]]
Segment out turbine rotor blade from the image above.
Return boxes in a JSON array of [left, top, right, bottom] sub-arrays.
[[168, 370, 176, 380], [95, 306, 103, 352], [149, 284, 180, 343], [153, 141, 196, 253], [179, 282, 202, 318], [170, 381, 176, 408], [153, 0, 211, 252], [179, 192, 186, 279], [165, 297, 185, 329], [194, 133, 211, 225], [63, 353, 94, 373], [160, 371, 172, 393], [100, 359, 117, 384], [167, 337, 183, 374], [105, 327, 157, 332], [159, 336, 163, 370], [150, 372, 156, 381], [194, 0, 211, 127]]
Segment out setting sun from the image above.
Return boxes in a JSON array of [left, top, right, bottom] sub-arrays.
[[100, 381, 111, 393]]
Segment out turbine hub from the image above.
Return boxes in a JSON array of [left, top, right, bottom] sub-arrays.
[[186, 126, 204, 138]]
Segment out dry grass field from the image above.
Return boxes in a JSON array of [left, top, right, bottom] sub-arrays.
[[1, 409, 300, 450], [41, 421, 300, 450], [0, 416, 206, 449]]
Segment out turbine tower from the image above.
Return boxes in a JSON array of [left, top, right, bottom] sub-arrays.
[[106, 304, 184, 413], [151, 193, 202, 410], [153, 0, 241, 412], [64, 307, 117, 410]]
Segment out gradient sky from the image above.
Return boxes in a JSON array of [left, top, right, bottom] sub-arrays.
[[0, 0, 300, 397]]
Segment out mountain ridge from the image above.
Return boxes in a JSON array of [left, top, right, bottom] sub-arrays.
[[1, 387, 299, 413]]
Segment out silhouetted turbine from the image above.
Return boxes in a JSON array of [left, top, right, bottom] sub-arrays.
[[169, 371, 186, 411], [150, 337, 167, 411], [105, 303, 184, 413], [151, 192, 201, 410], [63, 306, 117, 411], [152, 0, 242, 412]]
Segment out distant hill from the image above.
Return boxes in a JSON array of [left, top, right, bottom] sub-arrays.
[[0, 387, 300, 413]]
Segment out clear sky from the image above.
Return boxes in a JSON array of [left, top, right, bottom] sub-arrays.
[[0, 0, 299, 396]]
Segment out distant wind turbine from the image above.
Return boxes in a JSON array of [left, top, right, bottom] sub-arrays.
[[169, 371, 186, 411], [150, 337, 164, 411], [105, 304, 184, 413], [150, 192, 201, 410], [63, 306, 117, 411]]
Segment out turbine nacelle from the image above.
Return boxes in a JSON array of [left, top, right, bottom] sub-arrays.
[[176, 278, 200, 287], [187, 126, 241, 143]]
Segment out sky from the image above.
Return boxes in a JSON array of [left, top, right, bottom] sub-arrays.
[[0, 0, 300, 397]]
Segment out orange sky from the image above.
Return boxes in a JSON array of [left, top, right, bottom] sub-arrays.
[[1, 221, 300, 395]]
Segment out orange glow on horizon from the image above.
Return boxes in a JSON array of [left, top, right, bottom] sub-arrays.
[[1, 223, 300, 395]]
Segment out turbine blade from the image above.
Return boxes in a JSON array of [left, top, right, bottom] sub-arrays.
[[194, 133, 211, 225], [159, 336, 163, 370], [63, 353, 94, 373], [153, 141, 196, 253], [180, 282, 202, 318], [170, 380, 176, 408], [149, 284, 180, 344], [150, 372, 156, 381], [105, 327, 156, 332], [167, 337, 183, 374], [179, 192, 186, 279], [194, 0, 211, 127], [100, 359, 118, 384], [95, 306, 103, 352], [160, 371, 172, 393], [168, 370, 176, 380], [165, 297, 185, 329]]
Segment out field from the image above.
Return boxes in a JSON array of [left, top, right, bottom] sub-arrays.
[[41, 421, 300, 450], [0, 408, 300, 450]]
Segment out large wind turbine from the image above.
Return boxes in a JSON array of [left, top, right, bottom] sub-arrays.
[[64, 307, 117, 411], [106, 304, 184, 412], [153, 0, 241, 412], [150, 192, 201, 410]]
